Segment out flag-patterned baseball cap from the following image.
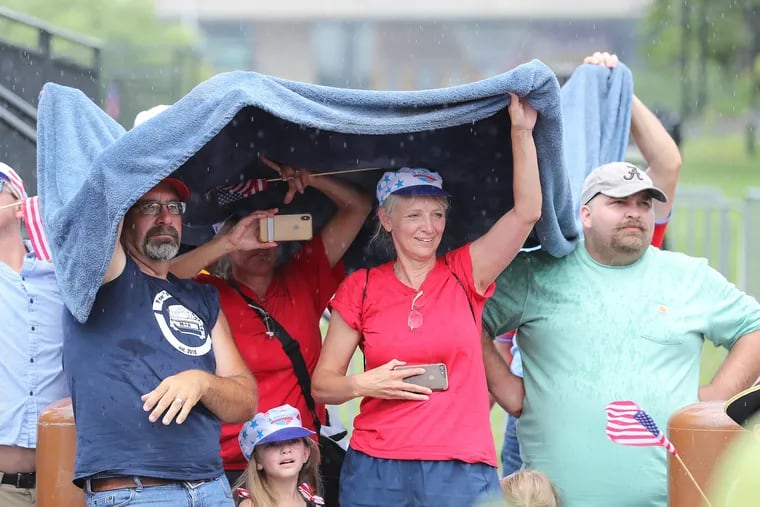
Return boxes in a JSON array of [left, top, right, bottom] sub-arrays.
[[0, 162, 28, 200], [239, 404, 315, 460], [376, 167, 449, 205]]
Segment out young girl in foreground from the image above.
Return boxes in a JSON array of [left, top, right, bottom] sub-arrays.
[[235, 404, 324, 507]]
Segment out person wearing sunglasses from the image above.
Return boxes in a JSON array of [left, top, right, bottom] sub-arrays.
[[61, 177, 257, 506], [0, 163, 68, 507], [311, 93, 542, 507]]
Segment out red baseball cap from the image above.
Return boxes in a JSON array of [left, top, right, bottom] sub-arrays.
[[162, 177, 191, 200]]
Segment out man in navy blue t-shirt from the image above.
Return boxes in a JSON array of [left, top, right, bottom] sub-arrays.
[[63, 177, 257, 506]]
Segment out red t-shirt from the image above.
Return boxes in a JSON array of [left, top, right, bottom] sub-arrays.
[[196, 237, 343, 471], [330, 245, 497, 466]]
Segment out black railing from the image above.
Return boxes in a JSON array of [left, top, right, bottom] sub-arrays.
[[0, 7, 101, 194]]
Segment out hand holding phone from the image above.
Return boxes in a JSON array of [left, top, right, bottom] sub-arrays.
[[257, 214, 313, 243], [395, 363, 448, 391]]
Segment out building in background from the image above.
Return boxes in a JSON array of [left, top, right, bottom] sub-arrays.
[[155, 0, 653, 89]]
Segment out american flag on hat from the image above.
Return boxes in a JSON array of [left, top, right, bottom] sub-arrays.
[[0, 163, 51, 261], [0, 162, 28, 200], [605, 400, 677, 455], [206, 178, 268, 207]]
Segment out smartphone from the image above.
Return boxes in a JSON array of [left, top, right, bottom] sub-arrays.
[[396, 363, 448, 391], [258, 214, 313, 242]]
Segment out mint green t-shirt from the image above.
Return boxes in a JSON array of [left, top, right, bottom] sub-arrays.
[[483, 243, 760, 507]]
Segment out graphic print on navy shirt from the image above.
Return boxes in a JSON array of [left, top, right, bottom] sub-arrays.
[[152, 289, 212, 356]]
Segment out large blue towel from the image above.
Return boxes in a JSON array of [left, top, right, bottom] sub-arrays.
[[560, 62, 634, 231], [37, 59, 578, 323]]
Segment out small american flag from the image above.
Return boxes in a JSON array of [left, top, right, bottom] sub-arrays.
[[605, 400, 677, 455], [207, 178, 268, 207], [23, 196, 52, 262]]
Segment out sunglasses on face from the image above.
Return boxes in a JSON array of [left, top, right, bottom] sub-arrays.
[[132, 200, 186, 216], [0, 179, 20, 200]]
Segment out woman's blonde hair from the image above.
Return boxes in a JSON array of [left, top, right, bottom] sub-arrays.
[[233, 437, 321, 507], [369, 193, 450, 257], [501, 469, 559, 507]]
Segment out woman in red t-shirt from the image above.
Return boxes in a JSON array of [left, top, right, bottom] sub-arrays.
[[312, 94, 542, 507], [171, 157, 372, 492]]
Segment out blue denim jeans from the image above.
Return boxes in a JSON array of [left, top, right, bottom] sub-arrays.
[[84, 475, 233, 506], [340, 448, 500, 507], [501, 415, 523, 477]]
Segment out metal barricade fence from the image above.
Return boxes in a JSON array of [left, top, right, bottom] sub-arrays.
[[665, 186, 744, 286]]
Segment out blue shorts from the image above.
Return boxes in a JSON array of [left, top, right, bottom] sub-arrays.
[[340, 448, 501, 507]]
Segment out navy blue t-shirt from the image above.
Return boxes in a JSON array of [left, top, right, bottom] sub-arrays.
[[63, 256, 223, 482]]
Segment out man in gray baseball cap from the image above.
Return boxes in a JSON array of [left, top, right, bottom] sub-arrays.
[[579, 161, 669, 267], [480, 156, 760, 507], [581, 161, 668, 206]]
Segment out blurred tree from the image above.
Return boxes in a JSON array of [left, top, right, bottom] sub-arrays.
[[644, 0, 760, 154], [644, 1, 754, 105], [1, 0, 209, 127]]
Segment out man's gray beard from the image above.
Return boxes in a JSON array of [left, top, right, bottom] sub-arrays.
[[145, 240, 179, 261]]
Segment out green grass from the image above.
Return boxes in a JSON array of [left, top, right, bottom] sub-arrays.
[[679, 132, 760, 198]]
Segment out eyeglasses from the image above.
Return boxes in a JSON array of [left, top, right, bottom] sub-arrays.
[[0, 179, 21, 202], [133, 200, 186, 216], [408, 290, 424, 331]]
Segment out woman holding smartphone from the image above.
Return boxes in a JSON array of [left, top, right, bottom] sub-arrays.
[[312, 93, 542, 507], [170, 158, 371, 491]]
